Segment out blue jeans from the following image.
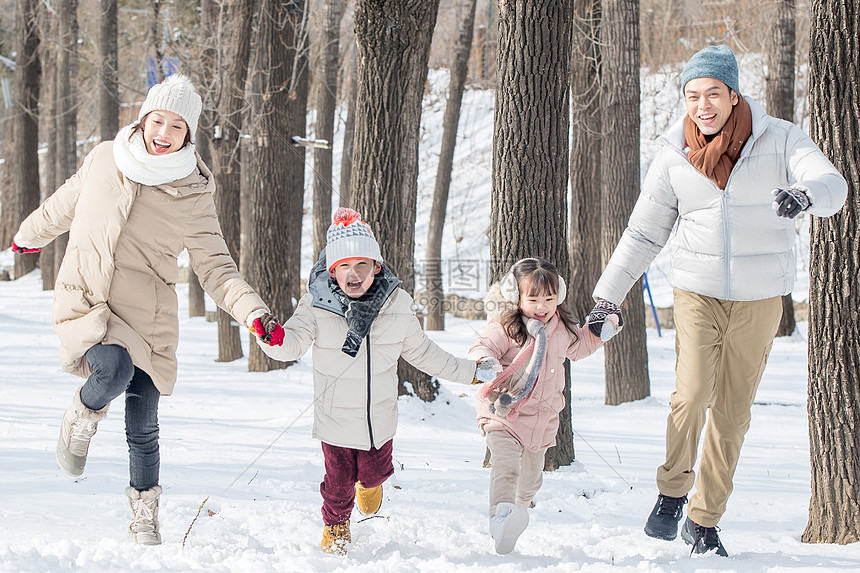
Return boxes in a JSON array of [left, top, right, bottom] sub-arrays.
[[80, 344, 160, 491]]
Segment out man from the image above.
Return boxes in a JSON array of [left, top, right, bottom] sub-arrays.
[[588, 45, 847, 556]]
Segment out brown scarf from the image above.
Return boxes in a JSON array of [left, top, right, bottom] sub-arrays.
[[684, 95, 752, 190]]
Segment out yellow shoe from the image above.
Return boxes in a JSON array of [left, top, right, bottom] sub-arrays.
[[320, 523, 351, 555], [355, 481, 383, 515]]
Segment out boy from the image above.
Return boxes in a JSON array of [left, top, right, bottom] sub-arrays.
[[255, 208, 486, 555]]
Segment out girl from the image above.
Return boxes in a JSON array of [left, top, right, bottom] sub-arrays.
[[468, 258, 622, 554], [11, 75, 278, 545]]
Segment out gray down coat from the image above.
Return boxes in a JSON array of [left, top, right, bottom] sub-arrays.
[[593, 96, 847, 304], [14, 142, 269, 394]]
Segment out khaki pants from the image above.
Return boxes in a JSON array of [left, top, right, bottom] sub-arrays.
[[657, 289, 782, 527], [486, 429, 547, 517]]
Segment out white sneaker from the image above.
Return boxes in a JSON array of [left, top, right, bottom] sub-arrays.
[[489, 502, 529, 555]]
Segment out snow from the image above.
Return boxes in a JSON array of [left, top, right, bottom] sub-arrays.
[[2, 65, 855, 572]]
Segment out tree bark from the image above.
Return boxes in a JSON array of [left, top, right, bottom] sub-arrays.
[[351, 0, 441, 400], [10, 0, 41, 280], [52, 0, 78, 282], [766, 0, 797, 337], [339, 42, 357, 208], [98, 0, 119, 141], [150, 0, 164, 83], [312, 0, 343, 259], [38, 5, 55, 290], [568, 0, 602, 325], [241, 0, 308, 372], [425, 0, 477, 332], [803, 0, 859, 545], [490, 0, 574, 469], [600, 0, 650, 405]]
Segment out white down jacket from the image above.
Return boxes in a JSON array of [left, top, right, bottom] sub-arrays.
[[257, 255, 477, 450], [593, 97, 847, 304]]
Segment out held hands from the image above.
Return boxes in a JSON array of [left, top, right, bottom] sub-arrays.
[[473, 357, 502, 385], [11, 241, 40, 254], [250, 312, 285, 347], [587, 299, 624, 342], [771, 188, 810, 219]]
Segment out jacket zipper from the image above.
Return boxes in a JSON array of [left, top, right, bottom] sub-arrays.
[[365, 333, 375, 449]]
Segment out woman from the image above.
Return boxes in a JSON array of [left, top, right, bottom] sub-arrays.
[[12, 75, 277, 545]]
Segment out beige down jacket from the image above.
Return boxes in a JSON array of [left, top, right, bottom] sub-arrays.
[[14, 141, 268, 395], [257, 256, 477, 450]]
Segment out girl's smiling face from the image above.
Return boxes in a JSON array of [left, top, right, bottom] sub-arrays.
[[519, 290, 559, 323], [142, 111, 189, 155]]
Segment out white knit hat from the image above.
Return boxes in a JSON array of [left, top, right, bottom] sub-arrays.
[[325, 208, 383, 270], [137, 74, 202, 142]]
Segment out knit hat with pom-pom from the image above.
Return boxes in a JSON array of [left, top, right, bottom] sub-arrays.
[[138, 74, 203, 142], [325, 208, 383, 270]]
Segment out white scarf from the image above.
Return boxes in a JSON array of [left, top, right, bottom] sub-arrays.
[[113, 124, 198, 186]]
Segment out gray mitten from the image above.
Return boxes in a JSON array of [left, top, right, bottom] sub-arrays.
[[771, 188, 810, 219]]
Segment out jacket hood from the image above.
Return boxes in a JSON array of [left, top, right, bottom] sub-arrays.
[[307, 248, 401, 316]]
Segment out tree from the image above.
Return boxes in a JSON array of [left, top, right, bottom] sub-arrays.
[[568, 0, 602, 324], [37, 4, 56, 290], [425, 0, 477, 332], [311, 0, 343, 259], [599, 0, 650, 405], [489, 0, 573, 469], [51, 0, 79, 281], [339, 42, 357, 208], [240, 0, 308, 372], [766, 0, 797, 337], [9, 0, 41, 280], [802, 0, 859, 545], [98, 0, 119, 141], [350, 0, 441, 401], [201, 0, 255, 361]]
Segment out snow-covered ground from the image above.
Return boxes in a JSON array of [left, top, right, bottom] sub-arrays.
[[1, 62, 852, 571]]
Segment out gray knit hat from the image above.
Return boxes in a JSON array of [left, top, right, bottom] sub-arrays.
[[325, 208, 383, 270], [137, 74, 202, 142], [681, 45, 740, 95]]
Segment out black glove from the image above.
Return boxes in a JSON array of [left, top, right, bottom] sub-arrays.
[[587, 299, 624, 341], [772, 188, 810, 219]]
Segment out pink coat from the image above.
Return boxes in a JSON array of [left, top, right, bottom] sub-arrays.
[[468, 314, 602, 450]]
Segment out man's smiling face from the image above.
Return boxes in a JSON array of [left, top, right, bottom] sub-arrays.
[[684, 78, 739, 136]]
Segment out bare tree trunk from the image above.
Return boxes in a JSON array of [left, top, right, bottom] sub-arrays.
[[38, 6, 55, 290], [98, 0, 119, 141], [10, 0, 41, 280], [425, 0, 477, 332], [52, 0, 78, 281], [339, 42, 356, 208], [351, 0, 441, 400], [241, 0, 308, 372], [600, 0, 650, 405], [150, 0, 164, 83], [312, 0, 343, 259], [490, 0, 574, 469], [201, 0, 255, 360], [766, 0, 797, 337], [803, 0, 859, 545], [568, 0, 602, 324]]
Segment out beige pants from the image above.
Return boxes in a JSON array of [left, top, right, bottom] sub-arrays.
[[657, 289, 782, 527], [486, 429, 547, 517]]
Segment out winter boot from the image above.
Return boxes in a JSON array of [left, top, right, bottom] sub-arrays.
[[681, 517, 728, 557], [644, 493, 687, 540], [355, 481, 383, 515], [56, 387, 109, 477], [489, 502, 529, 555], [320, 522, 351, 555], [126, 485, 163, 545]]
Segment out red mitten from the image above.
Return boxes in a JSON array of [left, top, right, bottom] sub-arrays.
[[12, 241, 40, 254], [251, 314, 285, 347], [267, 323, 285, 347]]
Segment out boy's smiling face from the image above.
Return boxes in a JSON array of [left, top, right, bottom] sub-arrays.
[[330, 258, 381, 298]]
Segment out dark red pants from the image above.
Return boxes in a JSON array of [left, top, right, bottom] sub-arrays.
[[320, 439, 394, 526]]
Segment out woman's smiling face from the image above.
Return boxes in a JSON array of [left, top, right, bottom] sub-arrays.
[[142, 111, 189, 155]]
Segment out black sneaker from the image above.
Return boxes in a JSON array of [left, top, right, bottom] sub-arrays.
[[644, 494, 687, 540], [681, 517, 728, 557]]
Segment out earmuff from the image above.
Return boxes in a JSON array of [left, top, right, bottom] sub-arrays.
[[498, 260, 567, 306]]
